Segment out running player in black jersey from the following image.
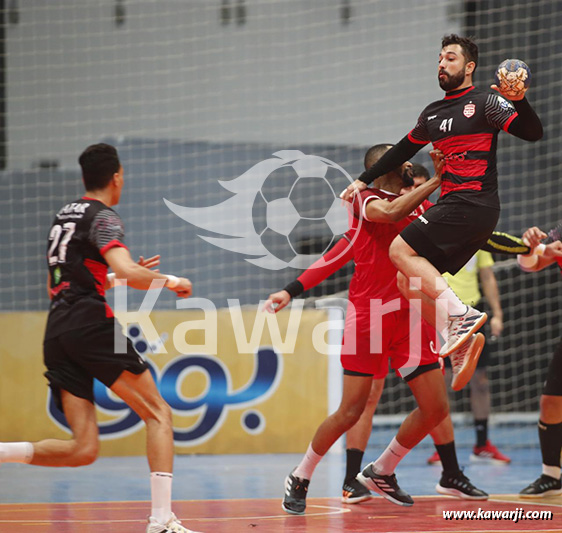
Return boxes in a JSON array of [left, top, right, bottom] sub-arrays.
[[518, 224, 562, 498], [341, 34, 545, 358], [0, 144, 198, 533]]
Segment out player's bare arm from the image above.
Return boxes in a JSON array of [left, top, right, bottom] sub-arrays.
[[364, 150, 443, 223], [104, 254, 161, 290], [104, 247, 192, 297]]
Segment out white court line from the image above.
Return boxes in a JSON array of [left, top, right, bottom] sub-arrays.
[[0, 504, 349, 524]]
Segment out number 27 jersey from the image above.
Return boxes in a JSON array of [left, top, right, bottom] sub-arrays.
[[45, 197, 127, 339]]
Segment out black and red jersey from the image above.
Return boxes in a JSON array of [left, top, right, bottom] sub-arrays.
[[44, 197, 127, 339], [408, 86, 517, 209]]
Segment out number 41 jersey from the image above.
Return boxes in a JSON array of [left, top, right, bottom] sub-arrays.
[[408, 86, 517, 209], [45, 197, 127, 339]]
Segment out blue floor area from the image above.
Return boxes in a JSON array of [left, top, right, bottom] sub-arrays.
[[0, 424, 543, 504]]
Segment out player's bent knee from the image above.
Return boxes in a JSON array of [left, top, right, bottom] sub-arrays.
[[70, 441, 99, 467]]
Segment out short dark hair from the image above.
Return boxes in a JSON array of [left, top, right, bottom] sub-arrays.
[[411, 163, 430, 181], [364, 143, 393, 170], [78, 143, 121, 191], [441, 34, 478, 72]]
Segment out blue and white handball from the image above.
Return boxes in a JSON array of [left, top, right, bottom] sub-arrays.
[[495, 59, 531, 99]]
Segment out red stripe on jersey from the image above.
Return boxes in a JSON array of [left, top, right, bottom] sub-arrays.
[[503, 111, 518, 132], [444, 158, 487, 178], [100, 240, 128, 256], [407, 131, 430, 145], [444, 86, 476, 99], [434, 133, 493, 153], [83, 258, 108, 296], [440, 179, 483, 196]]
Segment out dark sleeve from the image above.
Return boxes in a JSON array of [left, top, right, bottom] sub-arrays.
[[481, 231, 530, 255], [507, 97, 543, 141], [485, 93, 542, 141], [358, 135, 424, 185]]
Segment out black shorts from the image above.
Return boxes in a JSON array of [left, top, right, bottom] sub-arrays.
[[543, 340, 562, 396], [400, 200, 500, 275], [43, 319, 149, 412]]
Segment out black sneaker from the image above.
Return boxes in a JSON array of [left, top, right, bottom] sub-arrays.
[[282, 469, 310, 515], [436, 470, 488, 500], [520, 475, 562, 498], [356, 463, 414, 506], [342, 478, 372, 504]]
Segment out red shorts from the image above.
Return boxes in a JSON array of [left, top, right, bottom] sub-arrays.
[[341, 303, 439, 379]]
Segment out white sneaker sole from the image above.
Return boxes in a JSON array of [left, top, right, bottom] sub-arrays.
[[451, 333, 485, 391], [341, 493, 372, 504]]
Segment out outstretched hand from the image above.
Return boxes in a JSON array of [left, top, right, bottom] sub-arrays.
[[138, 254, 160, 271], [263, 290, 291, 314], [521, 227, 547, 249]]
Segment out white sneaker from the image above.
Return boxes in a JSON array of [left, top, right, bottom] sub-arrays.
[[146, 513, 201, 533], [440, 307, 487, 357], [450, 333, 485, 391]]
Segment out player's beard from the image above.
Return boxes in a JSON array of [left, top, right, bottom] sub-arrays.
[[438, 66, 466, 92], [400, 167, 414, 188]]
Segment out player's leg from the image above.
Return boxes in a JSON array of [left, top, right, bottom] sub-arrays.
[[358, 366, 448, 506], [283, 372, 373, 514], [0, 389, 99, 467], [429, 415, 488, 500], [342, 377, 385, 504], [521, 341, 562, 497], [469, 341, 510, 464]]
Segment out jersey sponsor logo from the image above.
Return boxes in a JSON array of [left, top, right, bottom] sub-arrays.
[[444, 150, 467, 162], [463, 103, 476, 118], [497, 96, 513, 110], [427, 115, 437, 121], [418, 215, 429, 225], [429, 340, 438, 355]]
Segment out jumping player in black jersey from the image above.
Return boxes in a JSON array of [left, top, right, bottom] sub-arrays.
[[0, 144, 199, 533], [517, 224, 562, 498], [340, 34, 544, 359]]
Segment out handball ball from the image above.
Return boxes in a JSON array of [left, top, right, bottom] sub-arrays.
[[495, 59, 531, 99]]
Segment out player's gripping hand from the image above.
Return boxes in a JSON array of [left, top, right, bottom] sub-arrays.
[[429, 149, 445, 180], [263, 290, 291, 314], [340, 179, 367, 202], [522, 226, 547, 249], [490, 83, 527, 101]]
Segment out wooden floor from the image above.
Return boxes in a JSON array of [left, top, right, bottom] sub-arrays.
[[1, 495, 560, 533]]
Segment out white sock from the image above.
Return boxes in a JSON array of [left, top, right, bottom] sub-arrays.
[[150, 472, 173, 524], [293, 443, 323, 480], [0, 442, 33, 464], [542, 464, 561, 480], [372, 437, 411, 475], [437, 287, 467, 317]]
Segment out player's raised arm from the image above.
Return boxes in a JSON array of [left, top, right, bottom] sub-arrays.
[[363, 150, 443, 223]]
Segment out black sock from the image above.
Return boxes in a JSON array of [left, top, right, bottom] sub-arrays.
[[435, 441, 460, 474], [475, 418, 488, 448], [345, 448, 364, 483], [538, 420, 562, 469]]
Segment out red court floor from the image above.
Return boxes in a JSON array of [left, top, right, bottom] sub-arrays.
[[0, 495, 560, 533]]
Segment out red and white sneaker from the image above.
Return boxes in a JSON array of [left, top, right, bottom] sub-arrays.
[[427, 451, 442, 465], [470, 441, 511, 465], [450, 333, 485, 391]]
